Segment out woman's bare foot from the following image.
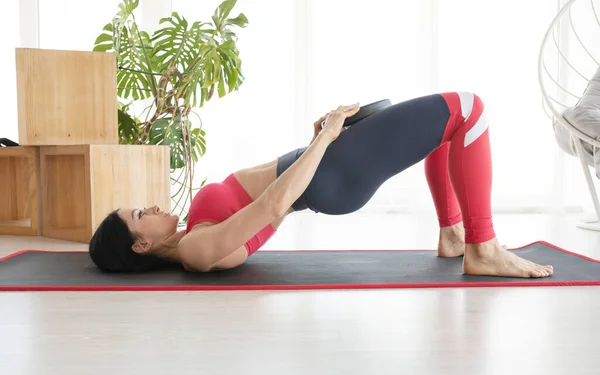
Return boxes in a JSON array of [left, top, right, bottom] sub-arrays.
[[463, 238, 554, 278], [438, 222, 465, 257]]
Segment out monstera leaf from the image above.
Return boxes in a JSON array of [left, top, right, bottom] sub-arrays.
[[93, 0, 156, 100], [190, 127, 207, 161], [148, 5, 246, 108], [149, 116, 206, 169], [94, 0, 246, 218], [151, 13, 209, 73], [151, 15, 220, 107], [211, 0, 248, 38], [117, 102, 140, 145], [178, 36, 244, 107]]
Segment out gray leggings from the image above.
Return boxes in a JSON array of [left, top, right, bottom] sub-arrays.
[[276, 93, 451, 214]]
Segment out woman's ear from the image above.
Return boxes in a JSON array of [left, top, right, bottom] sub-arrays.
[[132, 239, 152, 254]]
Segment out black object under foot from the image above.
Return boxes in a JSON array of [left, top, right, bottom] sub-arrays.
[[0, 138, 19, 147]]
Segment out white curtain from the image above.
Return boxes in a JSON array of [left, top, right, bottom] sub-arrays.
[[4, 0, 595, 215], [175, 0, 591, 214], [0, 0, 20, 142]]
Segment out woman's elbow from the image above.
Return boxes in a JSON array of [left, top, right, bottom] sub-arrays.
[[272, 203, 289, 218], [184, 264, 211, 273], [262, 193, 288, 218], [181, 258, 212, 273]]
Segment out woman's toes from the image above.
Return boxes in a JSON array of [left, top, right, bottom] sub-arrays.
[[536, 266, 552, 277]]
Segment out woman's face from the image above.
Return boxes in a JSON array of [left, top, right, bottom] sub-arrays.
[[118, 205, 179, 252]]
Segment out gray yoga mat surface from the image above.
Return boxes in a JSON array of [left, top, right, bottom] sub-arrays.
[[0, 241, 599, 290]]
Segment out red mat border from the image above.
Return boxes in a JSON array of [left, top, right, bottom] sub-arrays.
[[1, 240, 599, 291]]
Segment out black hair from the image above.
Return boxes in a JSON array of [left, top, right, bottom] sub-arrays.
[[88, 210, 177, 272]]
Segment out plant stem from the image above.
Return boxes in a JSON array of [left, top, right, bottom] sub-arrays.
[[130, 13, 158, 98]]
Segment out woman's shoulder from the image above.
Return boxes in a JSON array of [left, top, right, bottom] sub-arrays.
[[186, 221, 216, 233], [177, 222, 249, 272]]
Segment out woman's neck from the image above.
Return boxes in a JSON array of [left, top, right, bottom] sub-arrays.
[[154, 230, 187, 262]]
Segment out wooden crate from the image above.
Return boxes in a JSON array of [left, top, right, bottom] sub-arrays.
[[16, 48, 118, 146], [0, 147, 40, 236], [40, 145, 171, 243]]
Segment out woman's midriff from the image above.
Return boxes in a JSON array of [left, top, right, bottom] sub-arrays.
[[232, 159, 292, 230], [233, 159, 278, 200]]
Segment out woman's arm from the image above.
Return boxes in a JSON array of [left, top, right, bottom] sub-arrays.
[[261, 102, 359, 214], [178, 104, 359, 272], [178, 133, 332, 272], [310, 113, 329, 145]]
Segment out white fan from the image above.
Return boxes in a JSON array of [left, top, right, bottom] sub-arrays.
[[539, 0, 600, 231]]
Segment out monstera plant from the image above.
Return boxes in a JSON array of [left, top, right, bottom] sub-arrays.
[[93, 0, 247, 219]]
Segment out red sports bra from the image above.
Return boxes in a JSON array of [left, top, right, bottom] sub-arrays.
[[185, 174, 275, 256]]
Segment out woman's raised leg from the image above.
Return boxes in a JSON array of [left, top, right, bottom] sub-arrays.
[[440, 92, 553, 278], [424, 143, 465, 257], [277, 91, 554, 278]]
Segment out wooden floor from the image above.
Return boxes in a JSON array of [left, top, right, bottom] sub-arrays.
[[1, 212, 600, 375]]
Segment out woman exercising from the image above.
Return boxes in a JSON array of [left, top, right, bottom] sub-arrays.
[[89, 92, 554, 278]]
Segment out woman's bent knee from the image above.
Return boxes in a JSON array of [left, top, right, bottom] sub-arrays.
[[455, 92, 484, 123]]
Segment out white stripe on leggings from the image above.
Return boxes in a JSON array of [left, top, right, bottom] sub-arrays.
[[464, 110, 489, 147], [457, 92, 474, 122]]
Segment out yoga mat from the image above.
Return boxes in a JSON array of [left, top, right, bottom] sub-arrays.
[[0, 241, 599, 291]]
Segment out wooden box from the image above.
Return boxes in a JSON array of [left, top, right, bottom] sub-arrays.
[[0, 147, 40, 236], [16, 48, 118, 146], [40, 145, 171, 243]]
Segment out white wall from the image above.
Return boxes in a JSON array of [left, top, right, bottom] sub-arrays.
[[4, 0, 596, 215]]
